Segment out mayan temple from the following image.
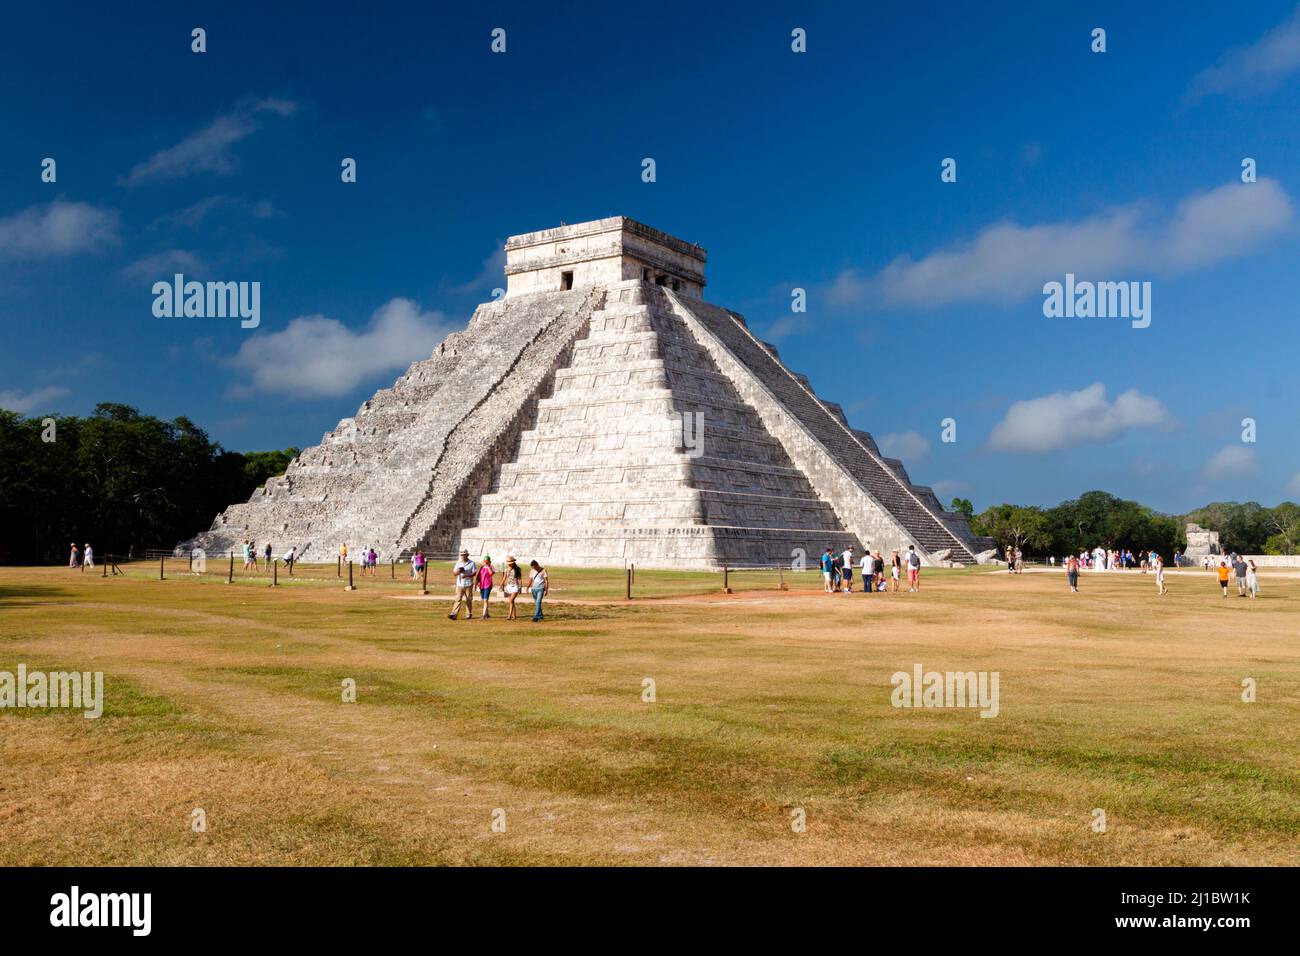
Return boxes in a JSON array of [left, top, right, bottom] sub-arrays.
[[186, 217, 994, 567]]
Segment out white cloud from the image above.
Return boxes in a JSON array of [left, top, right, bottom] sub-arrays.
[[757, 313, 811, 342], [988, 383, 1173, 454], [1201, 444, 1259, 481], [0, 200, 119, 261], [877, 430, 931, 461], [229, 297, 456, 398], [121, 249, 204, 281], [929, 479, 969, 500], [1188, 5, 1300, 100], [149, 195, 278, 231], [0, 386, 69, 414], [122, 98, 297, 186], [443, 244, 506, 298], [828, 180, 1292, 309]]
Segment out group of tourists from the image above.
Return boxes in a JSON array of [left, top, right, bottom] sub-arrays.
[[449, 549, 549, 621], [1049, 547, 1166, 571], [338, 544, 381, 576], [238, 541, 297, 571], [240, 540, 275, 571], [1060, 551, 1173, 593], [819, 544, 923, 594], [1060, 548, 1262, 599], [67, 542, 94, 568], [1214, 554, 1262, 598]]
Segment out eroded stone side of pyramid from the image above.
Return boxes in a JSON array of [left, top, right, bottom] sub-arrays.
[[663, 290, 994, 563], [457, 282, 860, 567], [186, 288, 602, 560]]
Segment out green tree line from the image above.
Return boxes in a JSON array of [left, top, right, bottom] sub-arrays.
[[0, 404, 298, 564], [963, 491, 1300, 559]]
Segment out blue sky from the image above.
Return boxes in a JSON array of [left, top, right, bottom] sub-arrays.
[[2, 1, 1298, 513]]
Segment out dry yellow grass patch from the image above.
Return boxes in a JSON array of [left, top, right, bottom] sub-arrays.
[[0, 564, 1295, 865]]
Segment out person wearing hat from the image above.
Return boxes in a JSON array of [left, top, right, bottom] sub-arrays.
[[69, 542, 80, 569], [449, 549, 477, 620], [501, 556, 524, 620], [83, 542, 94, 569]]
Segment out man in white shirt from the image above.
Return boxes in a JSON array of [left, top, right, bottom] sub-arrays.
[[449, 549, 477, 620], [860, 548, 873, 595], [840, 547, 855, 592]]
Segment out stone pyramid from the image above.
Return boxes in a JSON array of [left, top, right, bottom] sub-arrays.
[[187, 217, 993, 567]]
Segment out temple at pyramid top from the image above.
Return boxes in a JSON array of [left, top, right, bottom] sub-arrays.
[[504, 216, 707, 298], [185, 217, 994, 568]]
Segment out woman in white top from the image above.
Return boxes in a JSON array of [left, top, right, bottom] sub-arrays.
[[529, 560, 549, 621]]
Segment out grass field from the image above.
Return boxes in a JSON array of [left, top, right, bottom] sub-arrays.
[[1, 561, 1296, 866]]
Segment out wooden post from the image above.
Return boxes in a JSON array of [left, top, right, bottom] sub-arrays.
[[631, 563, 635, 585], [345, 560, 354, 591], [626, 566, 632, 601], [779, 565, 787, 590], [188, 551, 193, 572], [723, 564, 731, 594], [272, 560, 278, 587], [421, 561, 428, 595], [160, 555, 165, 580], [337, 555, 341, 578], [391, 558, 395, 580], [228, 552, 234, 583], [102, 556, 108, 578], [288, 556, 294, 576]]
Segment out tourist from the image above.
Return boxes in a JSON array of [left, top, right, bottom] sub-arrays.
[[341, 543, 348, 566], [412, 550, 425, 580], [860, 549, 872, 595], [264, 542, 273, 570], [83, 543, 94, 569], [820, 548, 834, 593], [840, 546, 855, 592], [890, 549, 902, 592], [478, 556, 495, 619], [242, 540, 252, 570], [502, 556, 524, 619], [69, 542, 80, 568], [873, 551, 886, 592], [528, 560, 549, 621], [449, 549, 477, 620], [1233, 554, 1248, 597], [1246, 560, 1260, 599], [1066, 553, 1079, 593], [1154, 554, 1167, 595], [283, 545, 297, 572], [906, 545, 921, 591], [249, 542, 259, 571], [1216, 560, 1230, 597], [831, 550, 844, 591], [368, 547, 378, 577], [1006, 546, 1016, 573]]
